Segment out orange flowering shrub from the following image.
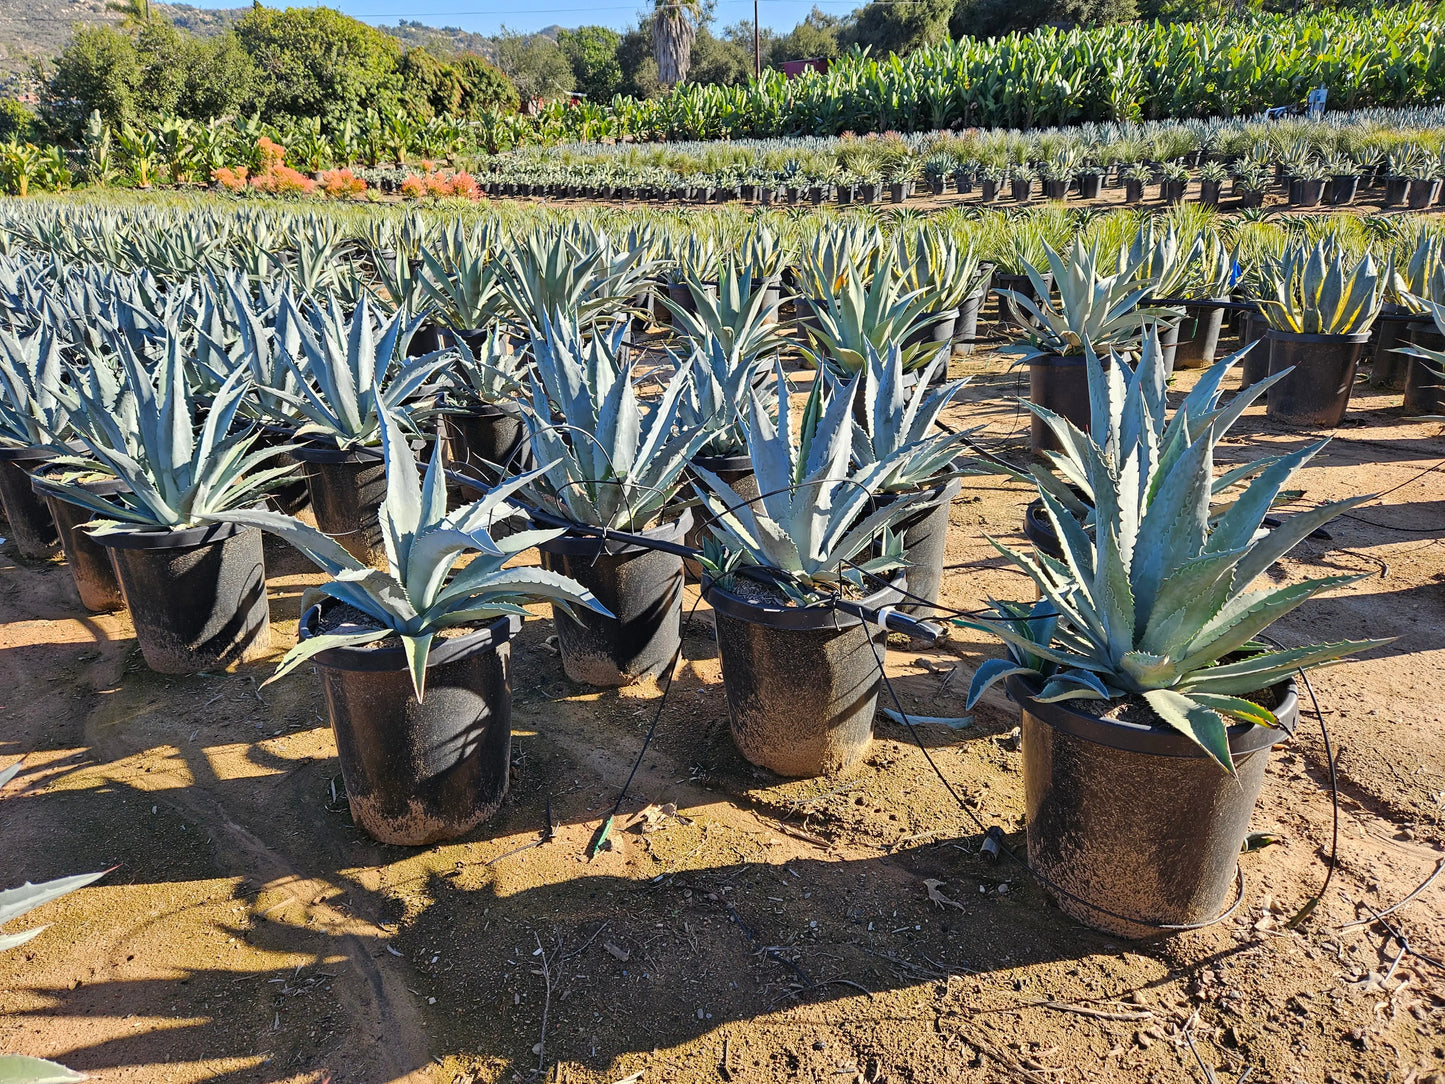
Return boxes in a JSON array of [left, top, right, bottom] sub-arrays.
[[399, 174, 428, 198], [449, 171, 480, 199], [398, 170, 482, 201], [251, 164, 316, 196], [319, 168, 367, 197], [256, 136, 287, 174], [212, 167, 248, 192]]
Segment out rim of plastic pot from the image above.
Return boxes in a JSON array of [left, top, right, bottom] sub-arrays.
[[299, 603, 521, 672], [1005, 672, 1295, 760], [703, 571, 904, 632], [0, 443, 60, 465], [444, 399, 525, 421], [691, 452, 753, 474], [531, 506, 694, 558], [1262, 329, 1371, 345], [92, 519, 249, 551], [290, 441, 385, 465]]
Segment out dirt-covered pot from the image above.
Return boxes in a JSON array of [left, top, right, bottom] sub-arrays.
[[705, 574, 903, 777], [32, 470, 126, 612], [1265, 329, 1370, 427], [1008, 673, 1295, 938], [96, 521, 271, 675], [0, 445, 59, 558], [871, 476, 961, 615], [1173, 300, 1227, 370], [684, 453, 757, 581], [444, 403, 530, 495], [537, 512, 691, 687], [302, 606, 519, 846], [293, 444, 388, 567]]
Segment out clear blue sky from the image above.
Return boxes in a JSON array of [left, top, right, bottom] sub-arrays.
[[181, 0, 851, 37]]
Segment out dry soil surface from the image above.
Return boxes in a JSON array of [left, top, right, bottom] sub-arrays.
[[2, 310, 1444, 1084]]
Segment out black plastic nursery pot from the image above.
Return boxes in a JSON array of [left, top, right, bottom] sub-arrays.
[[1370, 307, 1411, 390], [293, 443, 388, 567], [993, 272, 1052, 329], [1173, 300, 1227, 370], [1407, 179, 1442, 210], [32, 471, 126, 613], [1383, 176, 1408, 207], [97, 521, 271, 675], [683, 453, 757, 581], [705, 574, 903, 778], [1010, 178, 1033, 203], [303, 606, 519, 846], [980, 179, 999, 203], [0, 445, 59, 558], [1029, 354, 1097, 455], [1265, 330, 1370, 428], [1008, 673, 1295, 938], [753, 278, 783, 326], [1077, 173, 1103, 199], [1043, 179, 1069, 201], [873, 477, 961, 615], [1124, 178, 1144, 203], [1289, 179, 1325, 207], [444, 404, 529, 493], [1163, 180, 1188, 205], [1023, 497, 1064, 563], [903, 308, 959, 364], [1238, 312, 1271, 391], [1331, 175, 1359, 204], [956, 285, 987, 356], [537, 512, 691, 687], [1198, 180, 1222, 207], [1403, 321, 1445, 416]]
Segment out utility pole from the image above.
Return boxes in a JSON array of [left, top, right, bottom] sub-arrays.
[[754, 0, 761, 79]]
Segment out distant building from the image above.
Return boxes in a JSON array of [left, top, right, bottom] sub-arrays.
[[779, 58, 828, 79]]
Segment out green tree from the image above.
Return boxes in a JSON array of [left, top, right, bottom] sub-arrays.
[[181, 33, 257, 120], [41, 25, 142, 139], [846, 0, 953, 55], [398, 47, 464, 118], [0, 101, 35, 143], [952, 0, 1136, 37], [455, 54, 520, 114], [557, 26, 624, 100], [235, 5, 402, 125], [770, 8, 844, 63], [616, 23, 662, 98], [490, 31, 575, 102], [687, 28, 752, 85]]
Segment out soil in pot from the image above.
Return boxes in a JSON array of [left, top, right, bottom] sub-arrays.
[[1173, 301, 1227, 370], [303, 606, 518, 846], [32, 471, 126, 612], [0, 446, 59, 558], [1265, 330, 1370, 427], [294, 444, 388, 567], [1009, 672, 1294, 938], [537, 513, 690, 687], [97, 521, 271, 675], [706, 575, 900, 777]]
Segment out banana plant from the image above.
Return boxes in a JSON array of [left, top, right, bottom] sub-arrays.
[[965, 348, 1387, 773], [208, 402, 609, 698], [273, 294, 453, 449], [521, 317, 709, 531], [39, 334, 294, 531], [693, 363, 929, 604]]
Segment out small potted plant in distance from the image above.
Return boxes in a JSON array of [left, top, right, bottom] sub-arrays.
[[40, 337, 291, 674], [966, 350, 1384, 937], [1234, 158, 1270, 208], [1122, 163, 1149, 204], [1010, 164, 1037, 203], [1253, 239, 1383, 427], [0, 325, 67, 558], [1197, 160, 1228, 206], [520, 318, 710, 686], [438, 329, 531, 494], [213, 405, 608, 845], [695, 366, 928, 778]]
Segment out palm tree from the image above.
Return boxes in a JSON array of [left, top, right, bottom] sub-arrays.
[[105, 0, 153, 25], [653, 0, 701, 87]]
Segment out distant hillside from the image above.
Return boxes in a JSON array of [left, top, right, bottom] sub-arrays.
[[0, 1, 553, 79]]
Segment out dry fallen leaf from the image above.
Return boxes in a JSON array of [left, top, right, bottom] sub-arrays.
[[924, 879, 966, 911], [604, 941, 631, 962]]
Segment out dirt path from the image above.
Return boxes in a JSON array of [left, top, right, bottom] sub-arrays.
[[1, 321, 1443, 1084]]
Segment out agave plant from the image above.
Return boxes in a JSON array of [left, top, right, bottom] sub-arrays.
[[442, 328, 530, 407], [804, 249, 936, 374], [210, 403, 608, 698], [1253, 239, 1384, 334], [673, 331, 773, 459], [274, 294, 453, 449], [966, 350, 1385, 772], [694, 364, 928, 603], [661, 264, 788, 365], [420, 224, 506, 333], [0, 324, 70, 451], [1003, 238, 1161, 361], [40, 333, 294, 531], [521, 317, 709, 531]]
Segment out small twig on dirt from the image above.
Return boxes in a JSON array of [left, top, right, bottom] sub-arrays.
[[562, 921, 610, 962], [1335, 858, 1444, 931], [247, 674, 267, 706], [1335, 549, 1389, 578], [719, 1036, 732, 1082], [484, 798, 556, 867], [725, 903, 812, 988], [1182, 1017, 1218, 1084], [532, 932, 555, 1076], [1039, 1001, 1154, 1022]]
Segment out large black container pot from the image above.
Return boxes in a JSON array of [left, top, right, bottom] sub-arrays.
[[1077, 173, 1103, 199], [302, 607, 518, 846], [0, 446, 59, 558], [1403, 321, 1445, 416], [1198, 180, 1222, 207], [537, 513, 690, 687], [1238, 311, 1271, 391], [1330, 174, 1359, 205], [1023, 497, 1064, 564], [1124, 178, 1145, 204], [993, 272, 1052, 329], [1370, 307, 1410, 390], [980, 179, 1000, 203], [1383, 176, 1408, 207], [96, 521, 271, 675], [1163, 180, 1188, 205], [444, 403, 529, 494], [705, 575, 902, 777], [1156, 317, 1182, 371], [1043, 179, 1069, 201], [875, 476, 961, 615], [903, 308, 959, 366], [794, 297, 826, 339], [1265, 330, 1370, 428], [1407, 179, 1442, 210], [1289, 179, 1325, 207], [684, 453, 757, 581], [32, 472, 126, 612], [293, 444, 387, 567], [1173, 300, 1226, 370], [1029, 354, 1095, 454], [956, 284, 988, 356], [1009, 673, 1294, 938], [1010, 177, 1033, 203]]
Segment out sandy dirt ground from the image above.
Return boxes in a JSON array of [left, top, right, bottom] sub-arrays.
[[1, 303, 1443, 1084]]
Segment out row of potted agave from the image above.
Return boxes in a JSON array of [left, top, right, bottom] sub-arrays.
[[0, 245, 1386, 940]]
